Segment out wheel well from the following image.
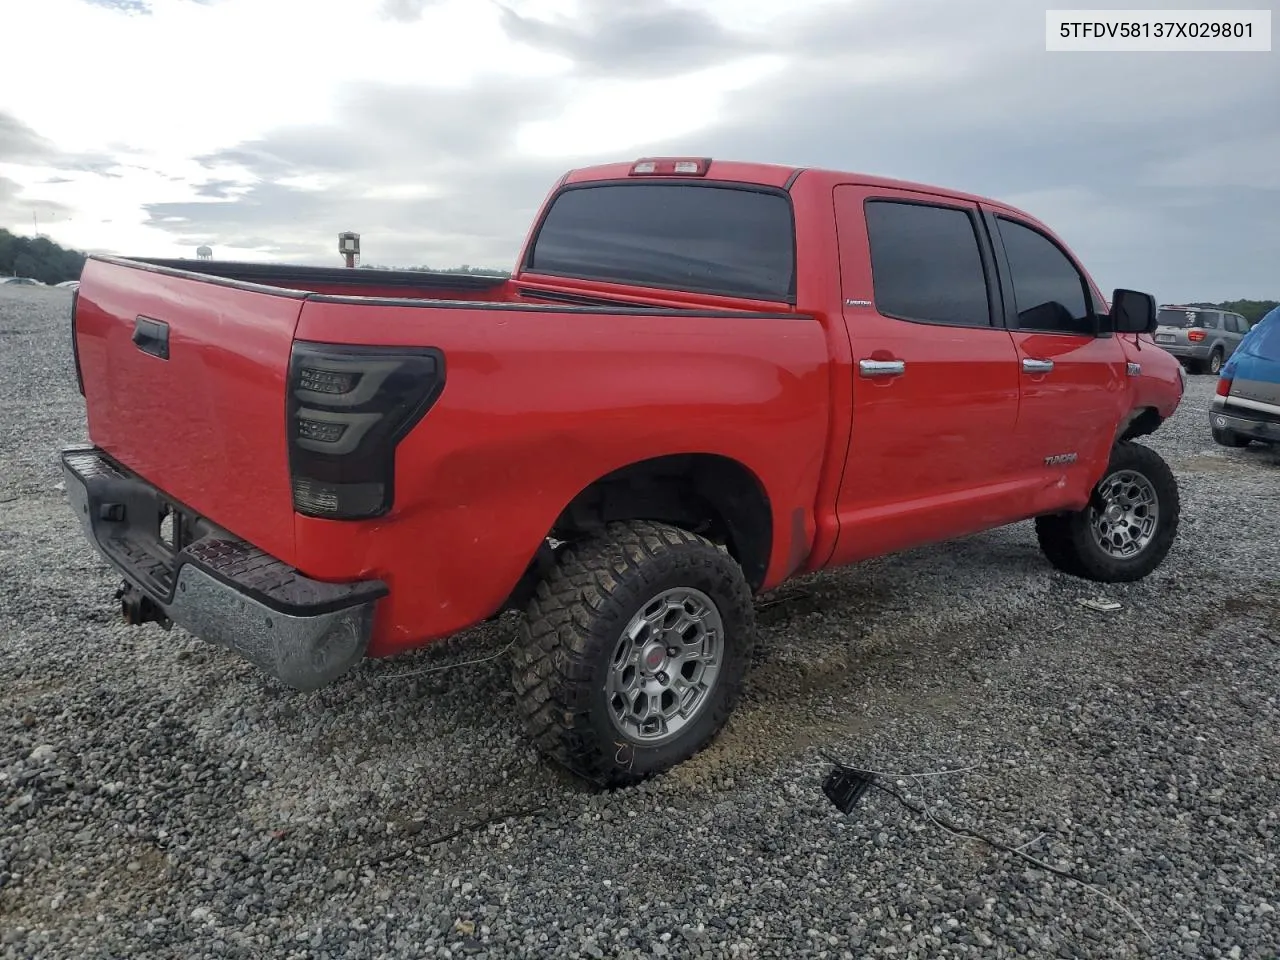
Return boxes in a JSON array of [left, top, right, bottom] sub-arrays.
[[1118, 406, 1163, 442], [551, 454, 773, 592]]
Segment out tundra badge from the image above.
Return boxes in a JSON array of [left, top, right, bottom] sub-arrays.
[[1044, 453, 1078, 466]]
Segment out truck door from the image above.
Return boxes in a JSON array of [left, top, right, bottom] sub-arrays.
[[979, 207, 1131, 513], [826, 185, 1025, 566]]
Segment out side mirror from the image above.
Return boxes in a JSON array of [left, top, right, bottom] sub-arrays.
[[1110, 288, 1157, 334]]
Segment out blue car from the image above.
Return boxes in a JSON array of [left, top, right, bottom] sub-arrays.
[[1211, 305, 1280, 447]]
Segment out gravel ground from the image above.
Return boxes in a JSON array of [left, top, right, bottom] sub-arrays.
[[1, 283, 1278, 960]]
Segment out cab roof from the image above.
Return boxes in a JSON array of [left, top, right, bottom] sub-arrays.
[[563, 158, 1009, 211]]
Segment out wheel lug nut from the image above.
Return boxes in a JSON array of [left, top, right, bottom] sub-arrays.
[[667, 647, 678, 657], [656, 672, 668, 684]]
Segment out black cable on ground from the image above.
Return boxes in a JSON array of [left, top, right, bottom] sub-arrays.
[[820, 752, 1155, 946]]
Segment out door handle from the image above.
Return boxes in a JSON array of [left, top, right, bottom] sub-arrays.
[[1022, 358, 1054, 374], [859, 359, 905, 378], [132, 316, 170, 360]]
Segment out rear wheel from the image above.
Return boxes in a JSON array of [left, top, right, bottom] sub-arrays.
[[1208, 349, 1224, 375], [512, 520, 756, 787], [1035, 441, 1179, 582]]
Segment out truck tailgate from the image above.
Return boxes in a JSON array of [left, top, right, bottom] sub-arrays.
[[75, 258, 304, 563]]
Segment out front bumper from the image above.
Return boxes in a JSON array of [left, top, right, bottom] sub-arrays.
[[61, 445, 387, 691], [1209, 401, 1280, 444]]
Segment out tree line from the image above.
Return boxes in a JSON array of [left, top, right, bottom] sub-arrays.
[[1187, 300, 1279, 325], [0, 229, 87, 285]]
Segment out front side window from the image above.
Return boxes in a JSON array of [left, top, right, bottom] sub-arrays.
[[863, 200, 992, 327], [996, 217, 1093, 336], [526, 183, 795, 301]]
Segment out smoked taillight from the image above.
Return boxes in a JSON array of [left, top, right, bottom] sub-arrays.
[[1188, 329, 1206, 342], [286, 342, 446, 520]]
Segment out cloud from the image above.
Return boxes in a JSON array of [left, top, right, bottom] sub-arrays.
[[0, 114, 57, 165], [0, 177, 76, 228], [139, 0, 1280, 297], [83, 0, 150, 11], [496, 0, 765, 77], [81, 0, 217, 11], [7, 0, 1279, 301], [193, 179, 246, 199], [1, 111, 126, 179], [627, 0, 1280, 300], [378, 0, 443, 22], [143, 75, 580, 264], [1147, 135, 1280, 192]]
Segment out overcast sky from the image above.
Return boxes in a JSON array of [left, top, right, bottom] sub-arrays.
[[1, 0, 1275, 302]]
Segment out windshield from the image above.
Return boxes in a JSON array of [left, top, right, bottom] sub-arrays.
[[526, 182, 796, 301], [1158, 308, 1205, 328]]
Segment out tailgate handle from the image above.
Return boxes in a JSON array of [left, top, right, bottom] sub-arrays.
[[132, 317, 170, 360]]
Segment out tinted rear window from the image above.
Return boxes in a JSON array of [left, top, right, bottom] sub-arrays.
[[1158, 308, 1205, 328], [525, 183, 796, 301]]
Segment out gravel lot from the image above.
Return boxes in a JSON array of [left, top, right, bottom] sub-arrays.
[[1, 283, 1278, 959]]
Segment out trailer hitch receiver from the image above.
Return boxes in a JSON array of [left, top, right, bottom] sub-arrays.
[[115, 581, 172, 630]]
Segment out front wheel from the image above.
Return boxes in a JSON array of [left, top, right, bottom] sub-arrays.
[[512, 520, 756, 787], [1035, 441, 1180, 582]]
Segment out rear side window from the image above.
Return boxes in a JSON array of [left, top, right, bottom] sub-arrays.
[[995, 217, 1093, 335], [864, 200, 992, 326], [525, 183, 795, 301]]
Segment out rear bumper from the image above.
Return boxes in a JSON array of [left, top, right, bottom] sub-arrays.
[[60, 445, 387, 691], [1156, 343, 1210, 361], [1210, 401, 1280, 443]]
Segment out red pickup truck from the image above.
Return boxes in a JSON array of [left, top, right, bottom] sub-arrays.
[[62, 157, 1185, 786]]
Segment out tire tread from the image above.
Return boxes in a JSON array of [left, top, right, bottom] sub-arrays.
[[512, 520, 755, 787]]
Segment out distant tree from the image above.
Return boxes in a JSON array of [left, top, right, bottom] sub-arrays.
[[1187, 300, 1279, 324], [1215, 299, 1279, 324], [0, 228, 87, 284]]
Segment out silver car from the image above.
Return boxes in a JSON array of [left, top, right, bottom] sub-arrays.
[[1152, 305, 1250, 375]]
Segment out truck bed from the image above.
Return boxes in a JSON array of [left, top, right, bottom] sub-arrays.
[[123, 257, 514, 302], [72, 255, 831, 653]]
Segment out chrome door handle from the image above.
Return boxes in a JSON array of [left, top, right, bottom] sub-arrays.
[[859, 359, 905, 377], [1022, 358, 1054, 374]]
